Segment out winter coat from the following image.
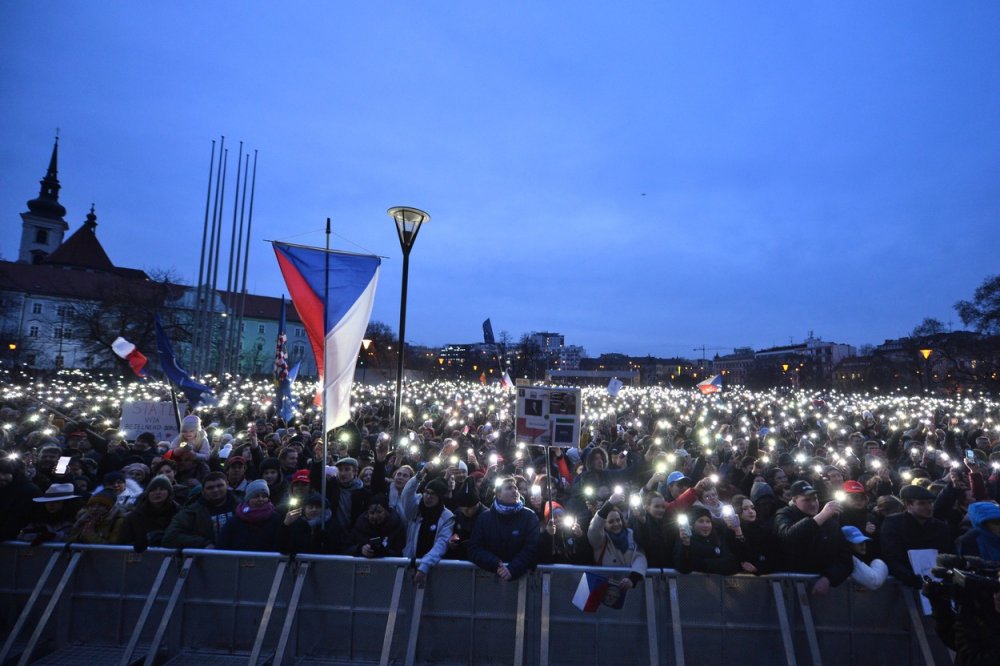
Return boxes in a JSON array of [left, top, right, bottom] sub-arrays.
[[277, 513, 343, 555], [347, 509, 406, 557], [773, 505, 853, 586], [674, 530, 739, 575], [588, 513, 648, 580], [399, 476, 455, 574], [0, 475, 40, 540], [169, 431, 212, 461], [117, 498, 179, 551], [879, 511, 953, 588], [730, 520, 780, 574], [217, 504, 282, 552], [467, 503, 540, 580], [162, 492, 238, 548]]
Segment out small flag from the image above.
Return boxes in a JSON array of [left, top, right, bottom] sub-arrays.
[[572, 572, 610, 612], [482, 318, 495, 346], [696, 374, 723, 395], [479, 372, 487, 385], [111, 337, 148, 377], [607, 377, 623, 396], [274, 296, 291, 420]]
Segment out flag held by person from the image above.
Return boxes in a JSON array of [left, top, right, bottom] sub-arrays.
[[153, 314, 213, 405], [274, 296, 292, 419], [697, 374, 723, 395], [111, 337, 148, 377], [607, 377, 624, 397], [272, 242, 381, 433]]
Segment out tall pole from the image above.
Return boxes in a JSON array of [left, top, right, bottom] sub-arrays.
[[321, 217, 331, 528], [235, 150, 259, 376], [218, 141, 243, 376], [388, 206, 430, 442], [191, 140, 216, 370], [393, 246, 411, 441]]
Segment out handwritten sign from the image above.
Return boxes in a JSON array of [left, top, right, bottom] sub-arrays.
[[119, 401, 180, 442]]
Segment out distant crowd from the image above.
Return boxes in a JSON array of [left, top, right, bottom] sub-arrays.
[[2, 375, 1000, 603]]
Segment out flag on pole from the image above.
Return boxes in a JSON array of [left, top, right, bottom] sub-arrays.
[[274, 296, 291, 419], [607, 377, 624, 397], [154, 314, 213, 405], [572, 572, 611, 612], [501, 370, 514, 391], [111, 337, 148, 377], [272, 242, 381, 433], [479, 372, 487, 385], [482, 318, 495, 346], [696, 374, 723, 395]]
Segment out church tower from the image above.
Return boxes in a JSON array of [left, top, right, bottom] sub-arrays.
[[18, 136, 69, 264]]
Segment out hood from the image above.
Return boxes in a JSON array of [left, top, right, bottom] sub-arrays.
[[967, 501, 1000, 530]]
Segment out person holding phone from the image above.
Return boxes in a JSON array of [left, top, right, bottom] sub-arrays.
[[348, 495, 405, 558]]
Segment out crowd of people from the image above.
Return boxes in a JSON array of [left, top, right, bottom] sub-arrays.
[[2, 371, 1000, 611]]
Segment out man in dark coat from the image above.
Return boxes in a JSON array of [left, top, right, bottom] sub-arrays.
[[311, 457, 372, 533], [879, 484, 953, 588], [468, 477, 540, 581], [773, 480, 853, 595], [162, 472, 238, 548]]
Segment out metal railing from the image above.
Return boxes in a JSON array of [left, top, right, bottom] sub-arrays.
[[0, 542, 951, 665]]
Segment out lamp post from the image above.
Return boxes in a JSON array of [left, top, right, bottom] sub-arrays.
[[388, 206, 430, 442]]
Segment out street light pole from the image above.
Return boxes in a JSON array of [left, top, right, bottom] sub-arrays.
[[388, 206, 430, 442]]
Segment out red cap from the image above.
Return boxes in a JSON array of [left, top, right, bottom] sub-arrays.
[[291, 469, 311, 484], [842, 480, 865, 494]]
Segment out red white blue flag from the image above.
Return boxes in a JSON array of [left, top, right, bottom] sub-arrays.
[[696, 374, 723, 395], [272, 242, 381, 432]]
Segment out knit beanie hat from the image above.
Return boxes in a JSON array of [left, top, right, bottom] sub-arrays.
[[750, 481, 775, 503], [260, 458, 282, 473], [181, 415, 201, 432], [245, 479, 270, 499], [424, 477, 449, 497], [145, 475, 175, 499]]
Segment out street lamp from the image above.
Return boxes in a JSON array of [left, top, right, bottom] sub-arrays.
[[388, 206, 430, 440], [919, 348, 933, 390], [360, 338, 372, 383]]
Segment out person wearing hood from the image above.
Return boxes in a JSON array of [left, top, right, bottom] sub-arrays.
[[447, 477, 487, 561], [218, 479, 282, 551], [0, 457, 41, 541], [278, 493, 343, 555], [588, 489, 648, 588], [674, 505, 739, 575], [169, 415, 212, 461], [162, 472, 238, 548], [468, 476, 540, 581], [117, 475, 180, 551], [957, 501, 1000, 561], [749, 480, 781, 527], [729, 495, 779, 574], [401, 474, 455, 587]]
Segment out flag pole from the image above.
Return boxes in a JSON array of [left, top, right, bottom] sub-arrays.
[[320, 217, 331, 528], [168, 383, 183, 432]]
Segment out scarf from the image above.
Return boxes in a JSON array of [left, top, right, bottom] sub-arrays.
[[607, 526, 631, 554], [415, 501, 445, 559], [336, 478, 363, 529], [236, 501, 275, 524], [307, 509, 333, 529], [493, 498, 524, 515]]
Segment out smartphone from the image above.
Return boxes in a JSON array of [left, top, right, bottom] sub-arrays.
[[966, 449, 975, 462], [55, 456, 72, 476]]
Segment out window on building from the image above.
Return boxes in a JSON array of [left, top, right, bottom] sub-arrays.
[[32, 303, 42, 314], [258, 324, 266, 334], [240, 322, 245, 332], [35, 229, 48, 244], [56, 305, 74, 317], [256, 341, 264, 351], [53, 327, 63, 339], [295, 327, 305, 337], [292, 344, 305, 358], [28, 325, 39, 338]]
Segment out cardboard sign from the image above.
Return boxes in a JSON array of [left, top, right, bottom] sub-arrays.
[[119, 401, 180, 442]]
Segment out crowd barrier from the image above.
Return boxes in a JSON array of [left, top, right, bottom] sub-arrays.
[[0, 542, 952, 665]]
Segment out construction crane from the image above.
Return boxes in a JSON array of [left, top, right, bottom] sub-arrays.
[[693, 345, 727, 362]]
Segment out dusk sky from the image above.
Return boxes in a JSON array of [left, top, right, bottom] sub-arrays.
[[3, 2, 999, 359]]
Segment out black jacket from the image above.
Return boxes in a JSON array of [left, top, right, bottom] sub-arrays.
[[879, 511, 953, 587], [773, 505, 852, 586], [468, 505, 540, 579]]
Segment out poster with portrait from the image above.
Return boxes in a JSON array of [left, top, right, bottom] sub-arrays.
[[515, 386, 581, 448]]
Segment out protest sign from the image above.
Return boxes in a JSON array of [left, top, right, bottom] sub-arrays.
[[120, 401, 180, 441]]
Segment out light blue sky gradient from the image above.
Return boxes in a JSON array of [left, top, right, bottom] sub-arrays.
[[2, 2, 998, 357]]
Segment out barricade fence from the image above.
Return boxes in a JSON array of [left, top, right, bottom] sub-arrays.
[[0, 542, 951, 665]]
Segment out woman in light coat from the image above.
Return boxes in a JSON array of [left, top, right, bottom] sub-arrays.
[[400, 474, 455, 587]]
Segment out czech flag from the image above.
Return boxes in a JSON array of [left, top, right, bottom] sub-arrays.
[[272, 242, 381, 433], [572, 572, 610, 612], [696, 374, 723, 395]]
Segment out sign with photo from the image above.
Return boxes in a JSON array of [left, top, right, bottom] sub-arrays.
[[515, 386, 581, 448]]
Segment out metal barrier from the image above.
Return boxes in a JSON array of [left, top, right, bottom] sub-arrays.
[[0, 542, 953, 665]]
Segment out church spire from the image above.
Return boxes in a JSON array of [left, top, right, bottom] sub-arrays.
[[26, 134, 67, 221]]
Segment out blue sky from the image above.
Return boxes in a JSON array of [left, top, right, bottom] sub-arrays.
[[2, 2, 999, 358]]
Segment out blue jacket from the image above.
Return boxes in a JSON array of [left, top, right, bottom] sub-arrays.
[[468, 504, 540, 580]]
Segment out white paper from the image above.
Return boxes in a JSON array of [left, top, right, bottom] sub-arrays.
[[907, 548, 938, 615]]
